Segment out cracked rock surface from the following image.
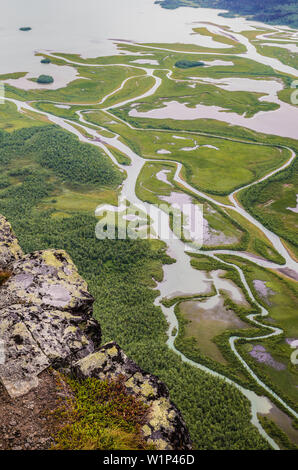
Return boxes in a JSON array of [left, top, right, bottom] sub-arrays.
[[0, 221, 101, 397]]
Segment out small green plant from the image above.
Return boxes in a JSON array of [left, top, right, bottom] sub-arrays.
[[51, 375, 153, 450]]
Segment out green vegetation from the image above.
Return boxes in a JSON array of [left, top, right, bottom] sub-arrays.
[[0, 126, 123, 188], [175, 252, 298, 423], [2, 24, 297, 448], [32, 101, 80, 120], [84, 108, 292, 264], [103, 75, 155, 109], [90, 110, 288, 196], [192, 26, 247, 54], [240, 340, 298, 411], [52, 375, 151, 450], [40, 58, 51, 64], [225, 208, 286, 265], [0, 271, 11, 286], [173, 254, 264, 383], [135, 161, 251, 252], [0, 124, 270, 449], [175, 60, 204, 68], [0, 72, 27, 80], [135, 161, 176, 205], [257, 44, 298, 71], [177, 295, 249, 366], [37, 75, 54, 84], [123, 68, 279, 118], [25, 126, 122, 186], [220, 255, 298, 339], [219, 254, 298, 409], [107, 145, 131, 166], [238, 158, 298, 251], [144, 26, 246, 54], [6, 64, 144, 104], [0, 101, 49, 132]]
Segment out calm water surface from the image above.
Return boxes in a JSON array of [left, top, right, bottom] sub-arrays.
[[0, 0, 267, 75]]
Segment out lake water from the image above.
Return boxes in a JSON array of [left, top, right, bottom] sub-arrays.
[[0, 0, 281, 76]]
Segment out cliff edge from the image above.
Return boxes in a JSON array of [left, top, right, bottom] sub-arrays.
[[0, 214, 192, 450]]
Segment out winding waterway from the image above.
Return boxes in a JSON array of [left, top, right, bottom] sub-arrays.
[[2, 0, 298, 450]]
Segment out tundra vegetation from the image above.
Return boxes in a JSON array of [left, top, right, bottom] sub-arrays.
[[40, 58, 51, 64], [52, 375, 153, 450], [1, 22, 297, 449], [0, 123, 271, 450]]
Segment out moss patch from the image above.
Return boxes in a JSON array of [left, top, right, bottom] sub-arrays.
[[52, 375, 152, 450]]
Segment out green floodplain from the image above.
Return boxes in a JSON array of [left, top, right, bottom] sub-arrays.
[[0, 23, 297, 450]]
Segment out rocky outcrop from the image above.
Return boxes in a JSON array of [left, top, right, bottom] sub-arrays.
[[73, 342, 192, 450], [0, 249, 95, 312], [0, 216, 101, 397], [0, 214, 192, 450], [0, 216, 23, 270]]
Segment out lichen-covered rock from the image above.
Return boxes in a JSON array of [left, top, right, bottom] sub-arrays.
[[18, 305, 99, 366], [0, 249, 94, 312], [0, 307, 50, 397], [144, 397, 190, 450], [0, 215, 23, 270], [72, 342, 192, 450]]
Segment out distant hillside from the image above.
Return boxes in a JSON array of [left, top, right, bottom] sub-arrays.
[[156, 0, 298, 29]]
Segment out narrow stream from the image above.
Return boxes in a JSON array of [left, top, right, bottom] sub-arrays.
[[4, 29, 298, 447]]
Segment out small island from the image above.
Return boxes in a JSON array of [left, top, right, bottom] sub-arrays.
[[36, 74, 54, 84], [19, 27, 32, 31], [40, 58, 51, 64], [175, 60, 205, 69]]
